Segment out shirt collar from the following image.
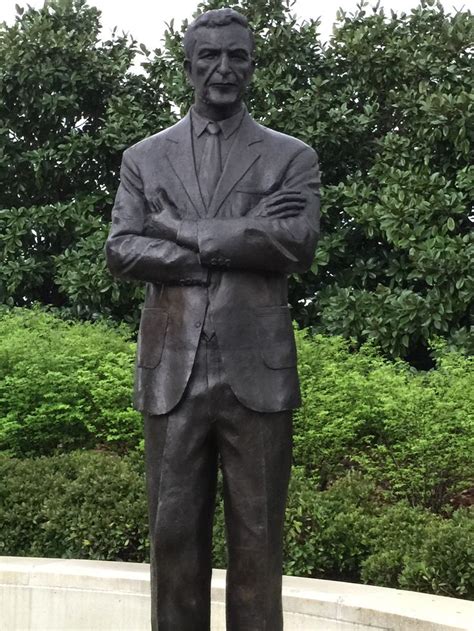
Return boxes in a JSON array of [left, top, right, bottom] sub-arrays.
[[191, 105, 246, 140]]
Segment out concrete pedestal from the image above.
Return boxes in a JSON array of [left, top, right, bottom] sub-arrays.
[[1, 557, 472, 630]]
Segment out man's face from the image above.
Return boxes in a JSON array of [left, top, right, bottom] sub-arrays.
[[185, 23, 254, 116]]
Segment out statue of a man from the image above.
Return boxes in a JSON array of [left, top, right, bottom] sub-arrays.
[[106, 8, 320, 630]]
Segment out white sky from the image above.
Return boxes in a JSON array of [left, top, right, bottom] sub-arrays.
[[0, 0, 471, 47]]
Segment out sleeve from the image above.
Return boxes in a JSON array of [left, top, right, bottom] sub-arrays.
[[105, 150, 209, 286], [194, 146, 320, 275]]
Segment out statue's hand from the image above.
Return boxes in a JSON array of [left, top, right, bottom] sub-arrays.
[[251, 190, 306, 219], [145, 189, 181, 241]]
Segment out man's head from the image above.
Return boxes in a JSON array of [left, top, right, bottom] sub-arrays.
[[183, 8, 255, 120]]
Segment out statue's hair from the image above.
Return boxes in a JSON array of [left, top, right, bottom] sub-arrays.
[[183, 8, 255, 59]]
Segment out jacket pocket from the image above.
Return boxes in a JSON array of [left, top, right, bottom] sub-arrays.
[[137, 308, 168, 369], [256, 306, 297, 369]]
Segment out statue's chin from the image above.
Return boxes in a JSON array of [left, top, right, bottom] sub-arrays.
[[204, 85, 241, 107]]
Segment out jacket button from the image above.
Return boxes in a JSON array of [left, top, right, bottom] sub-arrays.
[[195, 321, 201, 328]]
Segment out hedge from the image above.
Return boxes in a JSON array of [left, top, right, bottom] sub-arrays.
[[1, 308, 473, 597], [0, 451, 147, 562], [0, 451, 472, 599], [1, 308, 473, 517], [294, 332, 474, 512], [0, 307, 142, 456]]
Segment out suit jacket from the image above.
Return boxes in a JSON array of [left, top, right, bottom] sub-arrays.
[[105, 110, 320, 416]]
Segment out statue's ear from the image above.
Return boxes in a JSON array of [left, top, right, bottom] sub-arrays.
[[250, 58, 256, 79], [184, 59, 193, 86]]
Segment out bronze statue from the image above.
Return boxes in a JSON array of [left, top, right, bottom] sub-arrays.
[[106, 8, 320, 630]]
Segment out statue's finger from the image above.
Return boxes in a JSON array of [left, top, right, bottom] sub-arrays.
[[267, 196, 304, 208], [267, 191, 303, 201], [155, 189, 168, 208], [266, 205, 302, 216], [267, 202, 305, 213]]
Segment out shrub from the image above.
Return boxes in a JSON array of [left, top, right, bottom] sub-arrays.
[[283, 470, 379, 581], [397, 509, 474, 599], [0, 308, 141, 456], [2, 308, 472, 518], [0, 450, 148, 561], [295, 331, 474, 511], [1, 452, 472, 599], [284, 470, 474, 599], [1, 308, 472, 597], [361, 504, 474, 599]]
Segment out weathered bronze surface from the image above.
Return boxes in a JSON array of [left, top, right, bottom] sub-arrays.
[[106, 8, 320, 630]]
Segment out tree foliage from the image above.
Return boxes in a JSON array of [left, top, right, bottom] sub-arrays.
[[0, 0, 176, 323], [0, 0, 472, 361]]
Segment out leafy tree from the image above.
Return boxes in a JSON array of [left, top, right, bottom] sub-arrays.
[[181, 0, 473, 363], [0, 0, 176, 323], [0, 0, 472, 362], [312, 1, 473, 363]]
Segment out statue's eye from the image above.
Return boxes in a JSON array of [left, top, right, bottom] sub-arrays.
[[230, 51, 248, 60], [200, 50, 218, 59]]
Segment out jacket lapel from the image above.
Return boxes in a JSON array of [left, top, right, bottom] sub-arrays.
[[164, 111, 265, 219], [165, 114, 206, 218], [207, 113, 264, 218]]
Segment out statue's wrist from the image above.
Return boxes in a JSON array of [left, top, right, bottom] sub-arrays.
[[177, 220, 199, 251]]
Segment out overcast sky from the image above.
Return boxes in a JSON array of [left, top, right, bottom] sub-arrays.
[[0, 0, 471, 46]]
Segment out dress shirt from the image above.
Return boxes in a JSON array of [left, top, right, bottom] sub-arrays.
[[190, 105, 245, 173], [177, 106, 246, 253]]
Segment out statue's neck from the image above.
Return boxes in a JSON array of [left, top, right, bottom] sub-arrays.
[[193, 99, 243, 122]]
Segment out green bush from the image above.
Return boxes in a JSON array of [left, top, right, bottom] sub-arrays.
[[1, 308, 472, 518], [0, 308, 141, 456], [283, 470, 378, 581], [1, 308, 472, 597], [284, 470, 474, 599], [397, 509, 474, 598], [0, 450, 148, 561], [295, 331, 474, 511], [359, 502, 435, 588], [1, 452, 472, 599], [361, 504, 474, 599]]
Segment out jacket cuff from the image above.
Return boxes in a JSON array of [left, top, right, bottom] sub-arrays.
[[177, 220, 199, 251], [197, 221, 232, 269]]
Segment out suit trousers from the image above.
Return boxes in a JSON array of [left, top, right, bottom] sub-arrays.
[[144, 333, 293, 631]]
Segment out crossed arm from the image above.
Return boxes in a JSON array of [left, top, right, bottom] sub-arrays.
[[105, 147, 320, 285]]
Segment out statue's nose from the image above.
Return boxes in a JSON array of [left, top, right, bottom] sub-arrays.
[[217, 54, 230, 75]]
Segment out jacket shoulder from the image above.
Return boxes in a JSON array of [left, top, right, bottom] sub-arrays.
[[123, 119, 183, 160], [255, 121, 317, 157]]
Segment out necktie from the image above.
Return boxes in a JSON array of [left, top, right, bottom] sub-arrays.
[[199, 121, 222, 211]]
